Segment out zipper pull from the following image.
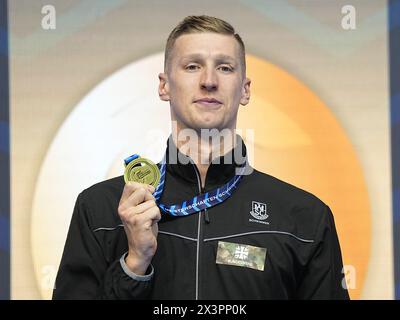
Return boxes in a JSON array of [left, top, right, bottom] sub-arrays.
[[204, 209, 210, 224], [201, 186, 210, 223]]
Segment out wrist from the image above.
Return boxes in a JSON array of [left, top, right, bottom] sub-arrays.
[[125, 251, 151, 275]]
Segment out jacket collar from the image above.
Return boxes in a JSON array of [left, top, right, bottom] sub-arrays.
[[164, 134, 248, 190]]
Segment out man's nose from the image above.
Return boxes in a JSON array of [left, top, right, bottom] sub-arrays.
[[200, 68, 218, 91]]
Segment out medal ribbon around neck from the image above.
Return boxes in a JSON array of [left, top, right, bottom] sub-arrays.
[[124, 153, 246, 217]]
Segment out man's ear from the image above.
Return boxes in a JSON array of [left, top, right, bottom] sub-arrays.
[[158, 72, 170, 102], [240, 77, 251, 106]]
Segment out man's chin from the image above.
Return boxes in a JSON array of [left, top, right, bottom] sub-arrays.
[[189, 122, 225, 132], [189, 116, 227, 130], [174, 117, 230, 132]]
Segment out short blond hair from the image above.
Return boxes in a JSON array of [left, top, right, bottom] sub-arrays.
[[164, 15, 246, 74]]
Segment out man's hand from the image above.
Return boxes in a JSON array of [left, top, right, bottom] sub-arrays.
[[118, 182, 161, 275]]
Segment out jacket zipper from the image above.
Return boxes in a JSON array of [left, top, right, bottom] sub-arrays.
[[204, 208, 210, 223], [191, 162, 204, 300]]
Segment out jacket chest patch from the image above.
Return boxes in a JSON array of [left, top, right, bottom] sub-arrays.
[[216, 241, 267, 271], [248, 201, 270, 225]]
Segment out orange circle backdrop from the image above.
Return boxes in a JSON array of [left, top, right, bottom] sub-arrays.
[[238, 55, 371, 299]]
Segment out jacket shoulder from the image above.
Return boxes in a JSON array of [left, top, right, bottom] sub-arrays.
[[247, 169, 332, 237], [249, 169, 326, 207], [77, 175, 125, 228], [80, 175, 125, 201]]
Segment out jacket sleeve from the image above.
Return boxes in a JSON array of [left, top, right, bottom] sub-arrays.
[[295, 205, 350, 300], [52, 192, 154, 300]]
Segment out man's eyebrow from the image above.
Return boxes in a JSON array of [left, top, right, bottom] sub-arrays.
[[215, 54, 236, 63], [180, 53, 236, 63]]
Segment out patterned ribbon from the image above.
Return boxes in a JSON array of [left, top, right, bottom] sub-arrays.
[[125, 153, 246, 217]]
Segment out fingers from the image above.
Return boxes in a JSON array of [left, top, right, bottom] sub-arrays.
[[120, 182, 155, 203], [118, 181, 161, 230], [132, 199, 157, 215], [147, 184, 155, 193], [120, 182, 155, 208], [126, 187, 154, 208], [122, 205, 161, 230], [142, 206, 162, 226], [122, 199, 160, 221]]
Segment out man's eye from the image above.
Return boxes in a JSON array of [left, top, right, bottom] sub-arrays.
[[219, 65, 233, 72], [186, 65, 199, 71]]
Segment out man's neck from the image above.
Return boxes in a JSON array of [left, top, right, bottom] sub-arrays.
[[172, 128, 236, 188]]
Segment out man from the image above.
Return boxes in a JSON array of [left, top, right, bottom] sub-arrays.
[[53, 15, 349, 300]]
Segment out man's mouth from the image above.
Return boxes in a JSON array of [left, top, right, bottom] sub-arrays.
[[194, 97, 223, 107]]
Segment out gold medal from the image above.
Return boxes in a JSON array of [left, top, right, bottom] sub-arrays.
[[124, 156, 161, 188]]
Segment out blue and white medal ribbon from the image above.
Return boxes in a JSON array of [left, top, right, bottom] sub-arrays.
[[125, 154, 245, 217]]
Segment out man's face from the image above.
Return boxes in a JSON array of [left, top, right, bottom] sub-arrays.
[[159, 33, 251, 132]]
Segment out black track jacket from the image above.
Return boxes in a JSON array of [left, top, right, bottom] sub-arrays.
[[53, 136, 349, 300]]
